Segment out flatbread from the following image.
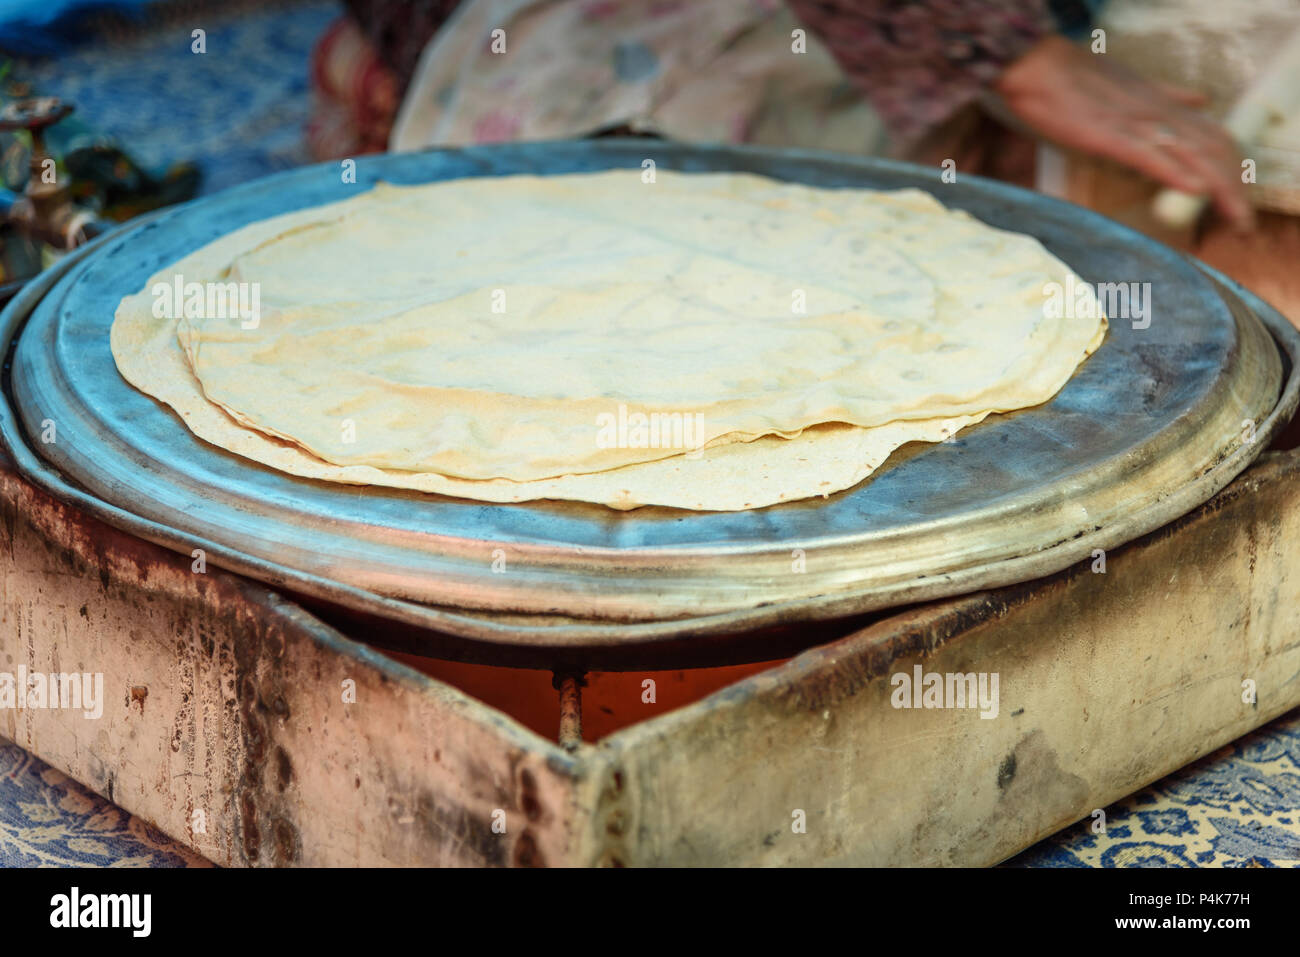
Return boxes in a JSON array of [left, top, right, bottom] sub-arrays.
[[110, 170, 1106, 510]]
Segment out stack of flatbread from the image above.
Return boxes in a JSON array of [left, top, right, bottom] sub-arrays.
[[111, 169, 1106, 510]]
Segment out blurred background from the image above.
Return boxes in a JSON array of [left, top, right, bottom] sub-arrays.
[[4, 0, 1300, 308]]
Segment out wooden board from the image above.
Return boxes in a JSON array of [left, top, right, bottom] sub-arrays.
[[0, 455, 598, 866]]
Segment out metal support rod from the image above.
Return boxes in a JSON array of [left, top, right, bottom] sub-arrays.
[[555, 672, 585, 751]]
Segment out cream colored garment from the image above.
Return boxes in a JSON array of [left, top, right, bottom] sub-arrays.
[[112, 170, 1105, 510], [390, 0, 887, 156]]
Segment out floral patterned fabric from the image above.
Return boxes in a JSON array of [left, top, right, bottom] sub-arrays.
[[388, 0, 891, 156], [786, 0, 1056, 147], [0, 740, 210, 867], [354, 0, 1065, 152]]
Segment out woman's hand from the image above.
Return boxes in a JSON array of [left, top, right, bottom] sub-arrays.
[[995, 35, 1254, 231]]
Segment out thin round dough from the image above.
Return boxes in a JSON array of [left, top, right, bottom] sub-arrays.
[[111, 170, 1106, 510]]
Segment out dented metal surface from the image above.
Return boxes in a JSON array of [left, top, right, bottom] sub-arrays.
[[1, 142, 1296, 669]]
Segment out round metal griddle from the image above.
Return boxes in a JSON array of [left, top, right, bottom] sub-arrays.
[[2, 140, 1297, 663]]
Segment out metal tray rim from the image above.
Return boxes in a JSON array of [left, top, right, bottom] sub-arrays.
[[2, 141, 1295, 663]]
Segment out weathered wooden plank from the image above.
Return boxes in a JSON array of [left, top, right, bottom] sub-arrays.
[[598, 451, 1300, 866], [0, 466, 601, 866]]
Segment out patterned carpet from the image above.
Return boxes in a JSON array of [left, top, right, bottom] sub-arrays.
[[5, 0, 1300, 868], [0, 742, 210, 867]]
